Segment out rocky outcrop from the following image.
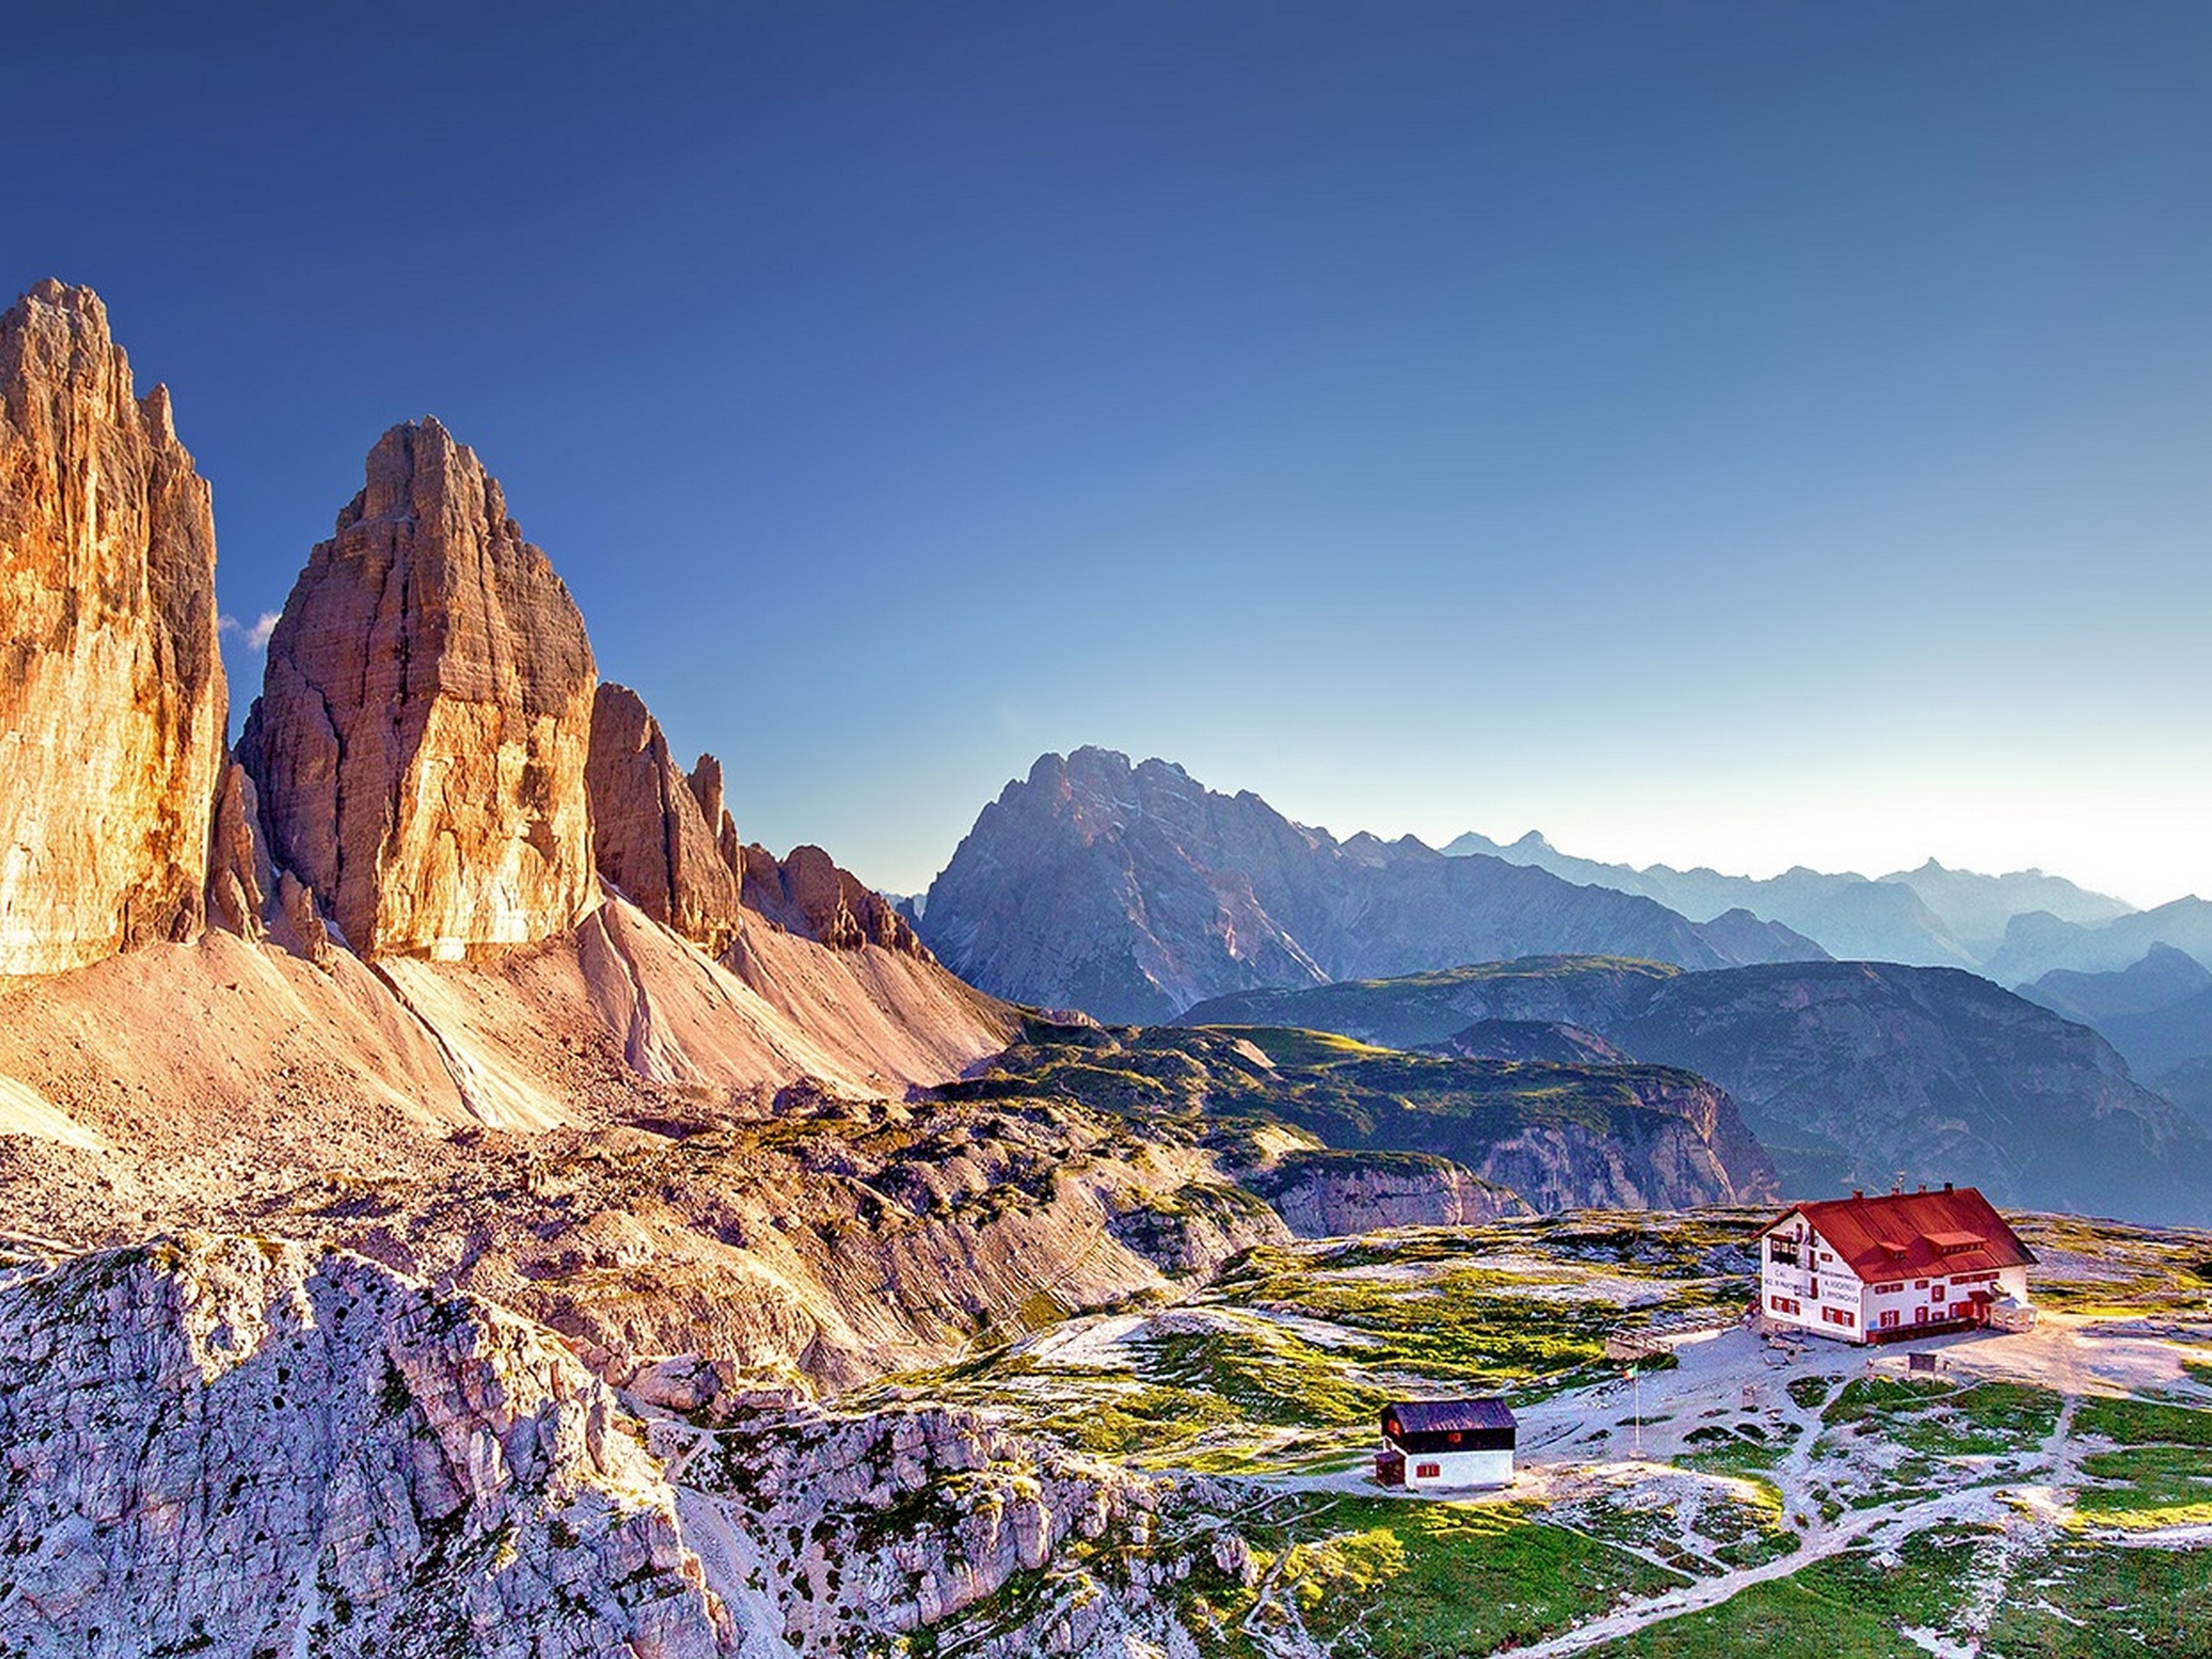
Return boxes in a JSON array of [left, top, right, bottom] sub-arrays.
[[204, 761, 269, 942], [0, 1233, 733, 1656], [920, 747, 1818, 1023], [673, 1403, 1233, 1656], [1463, 1070, 1765, 1212], [586, 683, 742, 955], [745, 842, 929, 957], [1243, 1148, 1530, 1236], [0, 280, 227, 976], [959, 1023, 1777, 1215], [239, 417, 597, 960], [1268, 1058, 1769, 1213]]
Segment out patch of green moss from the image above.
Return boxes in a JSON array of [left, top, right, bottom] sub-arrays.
[[1277, 1496, 1685, 1656], [1980, 1543, 2212, 1656], [2075, 1442, 2212, 1527], [1587, 1528, 1988, 1657], [2076, 1395, 2212, 1448]]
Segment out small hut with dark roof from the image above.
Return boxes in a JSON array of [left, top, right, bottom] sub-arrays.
[[1375, 1397, 1516, 1490]]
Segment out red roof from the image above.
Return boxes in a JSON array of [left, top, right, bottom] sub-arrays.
[[1764, 1185, 2035, 1281]]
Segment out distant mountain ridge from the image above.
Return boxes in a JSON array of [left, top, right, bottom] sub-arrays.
[[2020, 945, 2212, 1084], [1442, 832, 2134, 969], [1982, 897, 2212, 985], [919, 748, 1825, 1022]]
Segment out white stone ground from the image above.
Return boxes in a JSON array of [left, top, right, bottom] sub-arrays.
[[1252, 1311, 2212, 1656]]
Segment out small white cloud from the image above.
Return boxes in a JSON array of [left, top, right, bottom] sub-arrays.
[[219, 611, 282, 652]]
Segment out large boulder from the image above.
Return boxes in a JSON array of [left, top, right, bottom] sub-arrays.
[[585, 683, 742, 955], [241, 418, 598, 959], [0, 280, 227, 976]]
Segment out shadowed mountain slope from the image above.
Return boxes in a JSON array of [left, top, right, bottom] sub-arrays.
[[1181, 957, 2212, 1225]]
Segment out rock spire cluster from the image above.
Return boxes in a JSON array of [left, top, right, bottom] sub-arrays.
[[0, 278, 927, 988], [743, 842, 931, 957]]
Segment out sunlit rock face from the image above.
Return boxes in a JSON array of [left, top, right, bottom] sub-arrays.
[[241, 417, 598, 959], [743, 842, 931, 957], [586, 683, 743, 955], [0, 280, 227, 976]]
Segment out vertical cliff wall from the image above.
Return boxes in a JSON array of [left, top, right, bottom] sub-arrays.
[[0, 280, 227, 976], [241, 417, 598, 959], [585, 683, 743, 955]]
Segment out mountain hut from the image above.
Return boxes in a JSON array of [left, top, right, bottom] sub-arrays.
[[1757, 1183, 2035, 1344], [1375, 1397, 1516, 1490]]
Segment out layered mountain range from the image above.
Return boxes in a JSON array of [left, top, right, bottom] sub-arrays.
[[2018, 944, 2212, 1085], [1442, 830, 2212, 1065], [1445, 837, 2212, 1122], [919, 747, 1824, 1024], [1181, 957, 2212, 1225], [919, 746, 2212, 1188]]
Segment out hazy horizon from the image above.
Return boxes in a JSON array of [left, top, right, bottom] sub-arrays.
[[13, 3, 2207, 908], [898, 741, 2194, 912]]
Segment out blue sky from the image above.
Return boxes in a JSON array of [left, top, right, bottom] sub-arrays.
[[12, 3, 2209, 904]]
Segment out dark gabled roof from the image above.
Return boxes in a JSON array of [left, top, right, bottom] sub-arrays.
[[1763, 1186, 2035, 1281], [1382, 1398, 1516, 1436]]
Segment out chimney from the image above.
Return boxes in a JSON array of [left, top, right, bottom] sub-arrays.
[[1853, 1189, 1864, 1200], [1943, 1180, 1954, 1193], [1918, 1183, 1928, 1193]]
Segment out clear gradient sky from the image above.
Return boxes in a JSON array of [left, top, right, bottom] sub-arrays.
[[12, 3, 2209, 905]]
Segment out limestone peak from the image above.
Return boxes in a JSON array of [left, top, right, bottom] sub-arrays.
[[0, 279, 227, 976], [241, 419, 598, 959]]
